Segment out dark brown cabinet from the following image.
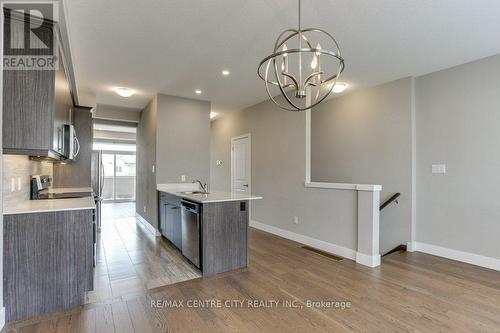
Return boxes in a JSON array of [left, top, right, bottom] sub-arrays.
[[2, 11, 74, 159]]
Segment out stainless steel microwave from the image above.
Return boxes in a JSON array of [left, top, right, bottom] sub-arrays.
[[63, 124, 80, 160]]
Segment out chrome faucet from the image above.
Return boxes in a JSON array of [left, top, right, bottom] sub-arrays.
[[192, 179, 209, 193]]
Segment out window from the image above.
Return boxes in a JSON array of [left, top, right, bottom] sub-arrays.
[[101, 153, 136, 201]]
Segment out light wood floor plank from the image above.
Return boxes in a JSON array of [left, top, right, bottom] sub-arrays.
[[3, 204, 500, 333]]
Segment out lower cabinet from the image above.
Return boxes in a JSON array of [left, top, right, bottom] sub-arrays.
[[165, 203, 182, 249], [159, 192, 182, 250], [3, 209, 94, 322]]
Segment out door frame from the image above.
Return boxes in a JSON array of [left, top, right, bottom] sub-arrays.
[[231, 133, 251, 195]]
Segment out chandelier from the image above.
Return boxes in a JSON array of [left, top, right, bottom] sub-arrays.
[[257, 0, 345, 111]]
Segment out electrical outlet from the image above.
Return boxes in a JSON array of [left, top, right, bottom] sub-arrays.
[[143, 206, 146, 213], [293, 216, 299, 225], [181, 175, 186, 182], [11, 178, 15, 192], [17, 177, 21, 190]]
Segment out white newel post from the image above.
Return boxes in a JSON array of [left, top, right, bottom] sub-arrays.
[[356, 185, 382, 267]]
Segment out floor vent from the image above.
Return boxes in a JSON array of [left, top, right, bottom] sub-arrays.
[[301, 246, 344, 261]]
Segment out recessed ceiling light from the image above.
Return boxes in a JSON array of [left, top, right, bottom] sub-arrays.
[[222, 70, 230, 76], [195, 89, 202, 95], [114, 87, 135, 97], [210, 112, 217, 119], [332, 82, 348, 93]]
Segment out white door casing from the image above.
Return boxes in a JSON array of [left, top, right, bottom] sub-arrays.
[[231, 134, 251, 194]]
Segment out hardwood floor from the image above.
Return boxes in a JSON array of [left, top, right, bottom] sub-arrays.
[[3, 224, 500, 332], [85, 203, 201, 304]]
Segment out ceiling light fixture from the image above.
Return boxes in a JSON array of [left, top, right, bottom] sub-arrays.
[[195, 89, 202, 95], [332, 82, 348, 93], [257, 0, 345, 111], [114, 87, 135, 97], [210, 112, 217, 119], [222, 70, 230, 76]]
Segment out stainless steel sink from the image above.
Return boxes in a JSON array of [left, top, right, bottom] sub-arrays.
[[180, 191, 209, 195]]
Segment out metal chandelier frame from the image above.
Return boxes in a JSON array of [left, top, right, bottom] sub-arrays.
[[257, 0, 345, 111]]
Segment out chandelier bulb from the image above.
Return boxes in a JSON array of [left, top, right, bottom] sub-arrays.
[[311, 55, 318, 70], [315, 43, 322, 56]]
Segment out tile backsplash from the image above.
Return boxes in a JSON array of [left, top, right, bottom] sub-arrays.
[[2, 155, 53, 209]]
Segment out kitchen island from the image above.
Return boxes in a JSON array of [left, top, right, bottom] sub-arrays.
[[157, 184, 262, 276]]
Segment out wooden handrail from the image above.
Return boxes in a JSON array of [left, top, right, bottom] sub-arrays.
[[380, 193, 400, 211]]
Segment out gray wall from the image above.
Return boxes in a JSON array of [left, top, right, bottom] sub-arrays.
[[136, 94, 210, 230], [95, 104, 141, 123], [416, 54, 500, 259], [211, 100, 359, 251], [136, 97, 157, 227], [53, 107, 93, 187], [0, 17, 5, 320], [311, 78, 413, 253], [155, 94, 210, 185]]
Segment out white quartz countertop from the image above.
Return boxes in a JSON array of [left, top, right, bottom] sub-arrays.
[[3, 196, 96, 215], [46, 187, 93, 194], [157, 185, 262, 203]]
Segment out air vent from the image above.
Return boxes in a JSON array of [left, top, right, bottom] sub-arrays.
[[301, 246, 343, 261]]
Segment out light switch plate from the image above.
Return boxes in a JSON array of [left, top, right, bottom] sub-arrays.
[[432, 164, 446, 174], [17, 177, 21, 190], [181, 175, 186, 182]]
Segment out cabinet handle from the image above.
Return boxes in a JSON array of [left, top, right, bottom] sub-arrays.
[[58, 128, 63, 152], [73, 136, 80, 158]]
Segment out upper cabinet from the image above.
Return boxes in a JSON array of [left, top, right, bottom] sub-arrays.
[[2, 10, 74, 160]]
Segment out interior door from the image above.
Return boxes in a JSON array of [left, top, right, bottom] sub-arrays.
[[231, 135, 251, 194]]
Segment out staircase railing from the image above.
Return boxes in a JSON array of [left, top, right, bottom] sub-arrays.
[[380, 192, 405, 257], [379, 193, 400, 211]]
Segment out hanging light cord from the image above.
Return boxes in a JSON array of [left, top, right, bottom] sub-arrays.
[[298, 0, 302, 92]]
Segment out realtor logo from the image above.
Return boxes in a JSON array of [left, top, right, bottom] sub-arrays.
[[2, 1, 59, 70]]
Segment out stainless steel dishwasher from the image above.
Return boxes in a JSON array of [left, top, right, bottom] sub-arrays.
[[181, 200, 201, 268]]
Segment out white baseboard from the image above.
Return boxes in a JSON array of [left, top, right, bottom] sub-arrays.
[[0, 306, 5, 330], [355, 252, 381, 268], [406, 241, 417, 252], [412, 242, 500, 271], [135, 213, 161, 237], [250, 220, 357, 261]]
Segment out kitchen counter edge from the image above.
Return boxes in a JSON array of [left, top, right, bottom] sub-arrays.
[[3, 196, 96, 215], [157, 187, 262, 204]]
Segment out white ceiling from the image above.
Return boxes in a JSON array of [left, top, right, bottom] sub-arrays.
[[64, 0, 500, 116]]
